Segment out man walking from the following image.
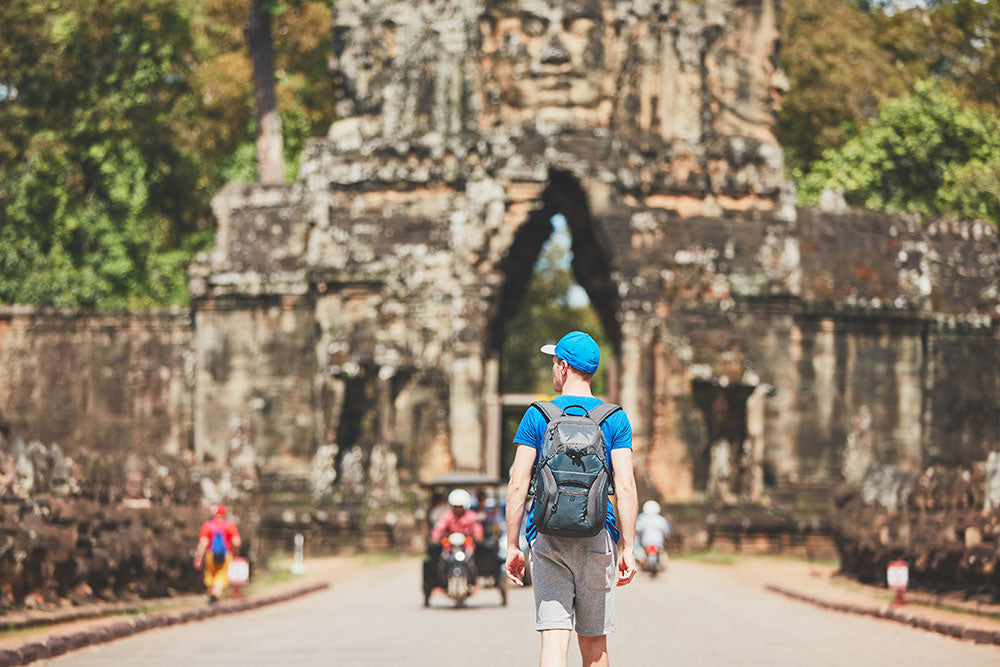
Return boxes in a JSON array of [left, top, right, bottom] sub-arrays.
[[193, 504, 241, 604], [505, 331, 638, 667]]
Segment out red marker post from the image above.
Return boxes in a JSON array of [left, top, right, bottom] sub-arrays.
[[887, 560, 908, 606]]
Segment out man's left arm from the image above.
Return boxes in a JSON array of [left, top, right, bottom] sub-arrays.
[[611, 448, 638, 586], [430, 512, 450, 543]]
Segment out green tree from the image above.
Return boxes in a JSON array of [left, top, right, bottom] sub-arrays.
[[871, 0, 1000, 109], [780, 0, 1000, 177], [0, 0, 336, 308], [500, 239, 612, 397], [498, 233, 615, 476], [778, 0, 907, 174], [0, 0, 211, 307], [203, 0, 335, 184], [798, 80, 1000, 225]]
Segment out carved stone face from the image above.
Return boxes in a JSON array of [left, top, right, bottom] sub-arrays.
[[482, 0, 608, 124], [706, 0, 788, 144]]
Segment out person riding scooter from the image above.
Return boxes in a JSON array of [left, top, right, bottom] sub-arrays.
[[431, 489, 484, 586], [635, 500, 671, 573]]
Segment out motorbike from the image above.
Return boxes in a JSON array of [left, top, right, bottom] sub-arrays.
[[420, 474, 509, 608], [641, 544, 664, 577], [443, 532, 475, 608]]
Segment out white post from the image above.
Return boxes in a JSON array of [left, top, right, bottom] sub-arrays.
[[290, 533, 306, 575]]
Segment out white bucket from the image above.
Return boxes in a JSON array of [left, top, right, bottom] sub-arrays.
[[228, 557, 250, 585]]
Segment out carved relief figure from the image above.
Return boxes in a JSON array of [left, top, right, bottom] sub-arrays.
[[703, 0, 788, 146]]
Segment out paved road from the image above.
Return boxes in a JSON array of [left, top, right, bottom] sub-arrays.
[[44, 558, 999, 666]]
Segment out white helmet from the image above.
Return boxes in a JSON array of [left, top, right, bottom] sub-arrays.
[[448, 488, 472, 509], [642, 500, 661, 515]]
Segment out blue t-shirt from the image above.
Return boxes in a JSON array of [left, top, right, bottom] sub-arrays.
[[513, 395, 633, 545]]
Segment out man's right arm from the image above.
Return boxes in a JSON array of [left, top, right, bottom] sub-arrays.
[[504, 444, 535, 586], [193, 535, 208, 569], [611, 448, 638, 586], [430, 513, 448, 543]]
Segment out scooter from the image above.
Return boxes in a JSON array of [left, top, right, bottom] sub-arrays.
[[642, 544, 665, 577], [443, 532, 475, 608]]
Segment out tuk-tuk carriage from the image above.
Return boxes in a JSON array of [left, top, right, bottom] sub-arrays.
[[420, 472, 508, 608]]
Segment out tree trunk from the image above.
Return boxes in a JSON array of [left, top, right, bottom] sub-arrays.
[[247, 0, 284, 185]]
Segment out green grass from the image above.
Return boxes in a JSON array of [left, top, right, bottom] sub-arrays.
[[921, 603, 1000, 623], [359, 552, 402, 566], [671, 549, 840, 568], [754, 552, 840, 568], [671, 549, 739, 565], [0, 599, 194, 640], [247, 567, 296, 588]]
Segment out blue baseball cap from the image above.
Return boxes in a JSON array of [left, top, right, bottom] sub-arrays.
[[540, 331, 600, 374]]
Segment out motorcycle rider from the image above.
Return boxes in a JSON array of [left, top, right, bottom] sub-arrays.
[[634, 500, 671, 568], [431, 489, 484, 586]]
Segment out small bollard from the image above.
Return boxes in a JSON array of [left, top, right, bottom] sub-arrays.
[[290, 533, 307, 575], [887, 560, 908, 605]]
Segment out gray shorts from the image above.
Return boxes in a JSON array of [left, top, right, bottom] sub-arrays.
[[529, 531, 616, 636]]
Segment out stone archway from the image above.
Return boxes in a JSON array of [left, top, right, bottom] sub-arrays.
[[480, 170, 623, 477]]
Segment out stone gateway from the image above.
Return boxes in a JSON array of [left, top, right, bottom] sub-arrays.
[[1, 0, 998, 568]]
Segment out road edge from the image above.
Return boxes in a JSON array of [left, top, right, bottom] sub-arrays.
[[765, 584, 1000, 646], [0, 582, 330, 666]]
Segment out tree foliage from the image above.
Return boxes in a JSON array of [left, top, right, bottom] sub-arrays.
[[202, 0, 336, 184], [780, 0, 1000, 176], [500, 239, 612, 397], [799, 80, 1000, 225], [2, 0, 998, 306], [778, 0, 906, 173], [0, 0, 208, 307], [0, 0, 335, 308]]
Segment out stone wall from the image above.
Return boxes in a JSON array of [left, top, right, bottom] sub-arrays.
[[197, 182, 999, 542], [627, 208, 999, 501], [0, 308, 264, 607], [0, 431, 262, 607], [0, 307, 193, 458]]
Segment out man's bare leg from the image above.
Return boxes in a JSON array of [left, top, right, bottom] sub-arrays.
[[578, 634, 609, 667], [539, 629, 571, 667]]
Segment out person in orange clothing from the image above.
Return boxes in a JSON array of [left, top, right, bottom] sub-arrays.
[[193, 504, 241, 604]]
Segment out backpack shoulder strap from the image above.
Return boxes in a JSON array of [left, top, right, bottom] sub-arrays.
[[586, 402, 621, 425], [530, 401, 563, 423], [211, 523, 229, 547]]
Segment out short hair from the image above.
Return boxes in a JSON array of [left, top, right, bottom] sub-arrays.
[[566, 362, 593, 383]]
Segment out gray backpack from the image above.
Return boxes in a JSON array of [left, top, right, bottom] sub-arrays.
[[529, 401, 621, 538]]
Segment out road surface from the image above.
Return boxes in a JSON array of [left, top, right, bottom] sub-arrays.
[[44, 558, 999, 666]]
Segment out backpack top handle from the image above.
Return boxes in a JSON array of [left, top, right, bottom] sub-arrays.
[[531, 400, 620, 422]]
